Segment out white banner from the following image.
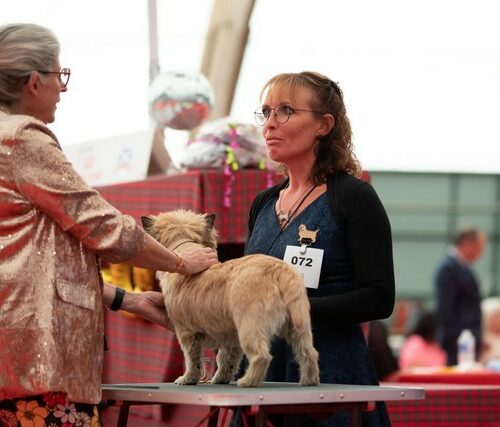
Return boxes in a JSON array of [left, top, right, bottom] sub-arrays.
[[63, 128, 155, 187]]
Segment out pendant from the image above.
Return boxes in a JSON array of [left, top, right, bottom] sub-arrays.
[[278, 211, 289, 223]]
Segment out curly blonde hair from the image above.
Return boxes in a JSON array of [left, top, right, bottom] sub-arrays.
[[260, 71, 361, 183]]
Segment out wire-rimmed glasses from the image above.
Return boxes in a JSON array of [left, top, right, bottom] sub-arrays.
[[38, 67, 71, 88], [254, 105, 324, 126]]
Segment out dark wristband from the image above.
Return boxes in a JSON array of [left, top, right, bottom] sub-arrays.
[[109, 287, 126, 311]]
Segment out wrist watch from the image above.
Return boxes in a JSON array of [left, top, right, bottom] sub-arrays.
[[109, 287, 126, 311]]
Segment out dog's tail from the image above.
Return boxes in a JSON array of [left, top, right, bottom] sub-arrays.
[[275, 264, 311, 335]]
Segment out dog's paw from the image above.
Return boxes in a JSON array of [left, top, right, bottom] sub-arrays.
[[211, 375, 231, 385], [299, 371, 320, 386], [299, 378, 320, 386], [174, 375, 199, 385], [211, 370, 233, 384], [236, 377, 261, 387]]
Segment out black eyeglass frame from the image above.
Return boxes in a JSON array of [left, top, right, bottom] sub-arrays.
[[254, 105, 325, 126], [37, 67, 71, 88]]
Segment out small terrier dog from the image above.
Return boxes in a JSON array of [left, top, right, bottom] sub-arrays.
[[141, 209, 320, 387]]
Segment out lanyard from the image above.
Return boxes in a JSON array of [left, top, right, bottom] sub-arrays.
[[264, 184, 317, 255]]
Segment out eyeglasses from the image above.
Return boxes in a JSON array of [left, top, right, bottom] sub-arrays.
[[254, 105, 324, 126], [38, 68, 71, 88]]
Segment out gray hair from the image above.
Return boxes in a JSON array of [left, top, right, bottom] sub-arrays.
[[0, 23, 60, 107]]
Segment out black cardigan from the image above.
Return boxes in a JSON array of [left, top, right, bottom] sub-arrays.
[[246, 172, 395, 326]]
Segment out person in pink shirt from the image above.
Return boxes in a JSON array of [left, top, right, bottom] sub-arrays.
[[399, 312, 447, 370]]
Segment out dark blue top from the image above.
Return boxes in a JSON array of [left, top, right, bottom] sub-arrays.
[[247, 173, 395, 326], [245, 193, 391, 427]]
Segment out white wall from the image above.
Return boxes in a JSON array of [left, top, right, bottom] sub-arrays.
[[232, 0, 500, 174], [4, 0, 500, 174], [2, 0, 212, 155]]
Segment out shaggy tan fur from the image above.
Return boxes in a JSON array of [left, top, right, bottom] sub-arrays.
[[141, 209, 319, 387]]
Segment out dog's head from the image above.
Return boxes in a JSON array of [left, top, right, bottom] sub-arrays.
[[141, 209, 218, 250]]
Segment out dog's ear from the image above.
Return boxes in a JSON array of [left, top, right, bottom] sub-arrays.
[[141, 216, 155, 235], [205, 213, 216, 230]]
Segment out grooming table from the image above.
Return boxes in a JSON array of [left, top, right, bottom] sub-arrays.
[[101, 381, 424, 426]]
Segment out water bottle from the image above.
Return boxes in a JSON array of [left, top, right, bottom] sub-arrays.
[[457, 329, 476, 367]]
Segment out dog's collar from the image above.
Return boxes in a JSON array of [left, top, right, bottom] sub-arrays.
[[170, 239, 194, 251]]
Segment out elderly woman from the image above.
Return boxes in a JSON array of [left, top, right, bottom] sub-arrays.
[[0, 23, 217, 425], [238, 72, 395, 426]]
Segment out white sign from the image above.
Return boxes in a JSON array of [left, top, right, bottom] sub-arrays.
[[63, 128, 155, 187], [283, 246, 324, 289]]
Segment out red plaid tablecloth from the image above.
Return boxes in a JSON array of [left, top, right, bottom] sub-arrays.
[[384, 382, 500, 426], [96, 169, 280, 244], [101, 310, 224, 427]]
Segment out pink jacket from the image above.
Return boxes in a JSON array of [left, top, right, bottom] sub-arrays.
[[0, 111, 146, 403], [399, 335, 447, 370]]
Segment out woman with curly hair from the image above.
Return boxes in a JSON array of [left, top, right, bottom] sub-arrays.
[[241, 71, 395, 426]]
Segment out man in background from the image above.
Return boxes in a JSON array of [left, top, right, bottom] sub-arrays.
[[434, 226, 486, 365]]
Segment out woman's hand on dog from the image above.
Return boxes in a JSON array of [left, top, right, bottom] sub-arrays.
[[123, 290, 174, 330], [177, 247, 218, 275]]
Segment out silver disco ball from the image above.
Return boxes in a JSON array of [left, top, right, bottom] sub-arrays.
[[149, 71, 215, 130]]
